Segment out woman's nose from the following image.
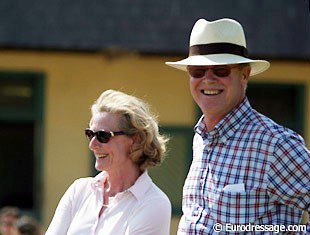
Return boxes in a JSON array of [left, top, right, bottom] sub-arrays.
[[89, 136, 100, 150]]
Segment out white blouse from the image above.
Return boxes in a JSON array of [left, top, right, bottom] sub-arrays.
[[45, 171, 171, 235]]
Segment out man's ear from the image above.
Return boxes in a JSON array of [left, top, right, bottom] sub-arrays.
[[242, 65, 251, 81]]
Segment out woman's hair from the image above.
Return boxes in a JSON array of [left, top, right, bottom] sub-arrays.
[[90, 89, 169, 170]]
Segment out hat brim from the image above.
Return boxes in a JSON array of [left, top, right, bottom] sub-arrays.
[[166, 54, 270, 76]]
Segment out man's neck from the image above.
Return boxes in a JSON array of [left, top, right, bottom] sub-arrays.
[[202, 97, 246, 131], [203, 113, 225, 131]]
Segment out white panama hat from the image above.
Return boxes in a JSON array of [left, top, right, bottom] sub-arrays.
[[166, 18, 270, 76]]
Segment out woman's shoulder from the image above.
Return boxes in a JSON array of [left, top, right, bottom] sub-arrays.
[[67, 176, 95, 197], [149, 183, 171, 204], [143, 178, 171, 207], [132, 171, 171, 205], [72, 176, 93, 186]]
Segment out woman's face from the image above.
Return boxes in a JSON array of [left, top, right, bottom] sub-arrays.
[[88, 112, 134, 173]]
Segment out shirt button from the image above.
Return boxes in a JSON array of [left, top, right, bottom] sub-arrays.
[[200, 179, 204, 184]]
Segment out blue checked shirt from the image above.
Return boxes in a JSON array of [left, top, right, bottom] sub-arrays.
[[178, 98, 310, 234]]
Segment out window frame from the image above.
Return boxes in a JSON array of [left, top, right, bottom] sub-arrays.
[[0, 71, 45, 219]]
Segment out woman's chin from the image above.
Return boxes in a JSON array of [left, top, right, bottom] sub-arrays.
[[95, 163, 105, 172]]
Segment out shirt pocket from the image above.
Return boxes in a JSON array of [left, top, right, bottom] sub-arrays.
[[209, 188, 270, 225]]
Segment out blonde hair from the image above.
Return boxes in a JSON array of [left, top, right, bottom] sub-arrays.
[[90, 89, 168, 170]]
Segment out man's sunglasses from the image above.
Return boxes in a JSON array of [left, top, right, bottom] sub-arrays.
[[85, 128, 126, 143], [187, 65, 240, 78]]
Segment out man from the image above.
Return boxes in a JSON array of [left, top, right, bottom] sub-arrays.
[[166, 18, 310, 234]]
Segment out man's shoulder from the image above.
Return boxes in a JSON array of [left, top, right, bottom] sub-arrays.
[[247, 109, 303, 141]]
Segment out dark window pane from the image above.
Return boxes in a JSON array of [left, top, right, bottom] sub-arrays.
[[0, 122, 34, 209], [247, 83, 305, 135], [149, 127, 192, 214]]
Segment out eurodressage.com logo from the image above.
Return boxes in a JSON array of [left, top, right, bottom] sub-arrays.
[[213, 223, 307, 233]]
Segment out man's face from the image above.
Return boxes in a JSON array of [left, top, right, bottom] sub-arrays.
[[188, 64, 250, 121]]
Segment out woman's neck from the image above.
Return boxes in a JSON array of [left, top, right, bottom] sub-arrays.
[[105, 165, 142, 196]]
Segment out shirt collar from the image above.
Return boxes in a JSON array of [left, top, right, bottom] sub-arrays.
[[195, 97, 253, 143], [91, 170, 152, 201], [91, 171, 109, 193], [127, 170, 152, 201]]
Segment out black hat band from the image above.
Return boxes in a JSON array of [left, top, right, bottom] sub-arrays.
[[189, 43, 249, 58]]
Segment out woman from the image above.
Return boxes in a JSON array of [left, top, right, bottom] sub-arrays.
[[45, 89, 171, 235]]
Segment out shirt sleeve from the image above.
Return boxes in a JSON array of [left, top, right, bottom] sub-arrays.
[[125, 195, 172, 235], [45, 180, 78, 235], [267, 135, 310, 212]]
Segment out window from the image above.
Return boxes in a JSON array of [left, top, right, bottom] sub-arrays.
[[247, 82, 305, 136], [0, 72, 44, 217], [149, 127, 192, 214]]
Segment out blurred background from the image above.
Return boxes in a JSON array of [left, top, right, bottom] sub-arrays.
[[0, 0, 309, 234]]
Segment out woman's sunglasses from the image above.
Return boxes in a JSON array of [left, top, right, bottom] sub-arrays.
[[85, 128, 126, 143], [187, 65, 240, 78]]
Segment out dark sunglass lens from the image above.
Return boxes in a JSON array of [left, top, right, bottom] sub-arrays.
[[189, 69, 206, 78], [85, 129, 95, 140], [213, 67, 231, 77], [96, 131, 111, 143]]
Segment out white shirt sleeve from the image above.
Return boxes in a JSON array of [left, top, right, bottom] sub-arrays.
[[45, 180, 77, 235]]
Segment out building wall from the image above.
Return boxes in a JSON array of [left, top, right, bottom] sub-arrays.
[[0, 50, 309, 233]]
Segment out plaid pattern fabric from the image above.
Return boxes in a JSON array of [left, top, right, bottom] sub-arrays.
[[178, 98, 310, 235]]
